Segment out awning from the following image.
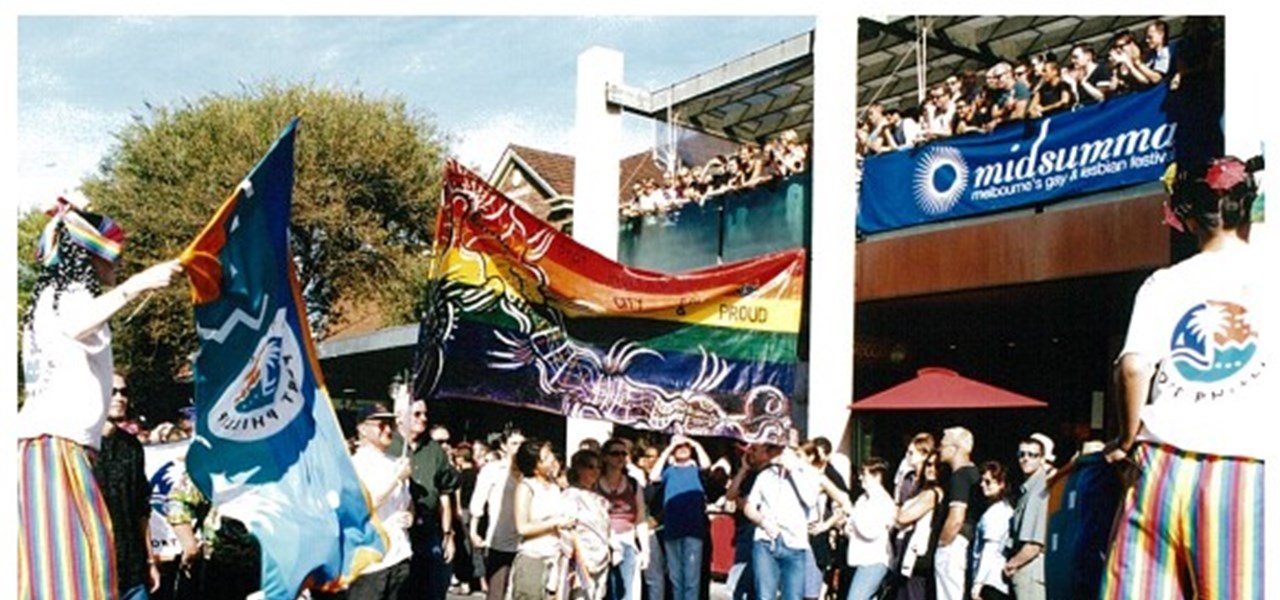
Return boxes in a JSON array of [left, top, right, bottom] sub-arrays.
[[850, 367, 1047, 411]]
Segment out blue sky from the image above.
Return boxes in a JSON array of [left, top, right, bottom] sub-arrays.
[[15, 15, 814, 212]]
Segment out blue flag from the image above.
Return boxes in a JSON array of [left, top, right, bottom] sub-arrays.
[[179, 118, 386, 598]]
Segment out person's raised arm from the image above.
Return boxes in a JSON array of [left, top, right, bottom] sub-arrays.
[[61, 260, 182, 342], [689, 438, 712, 470], [649, 442, 676, 482]]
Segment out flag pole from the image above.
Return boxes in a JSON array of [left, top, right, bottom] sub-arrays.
[[390, 372, 412, 457]]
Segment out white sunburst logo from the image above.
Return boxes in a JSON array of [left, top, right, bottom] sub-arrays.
[[913, 146, 969, 215]]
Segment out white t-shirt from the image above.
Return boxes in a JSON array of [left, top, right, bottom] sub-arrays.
[[748, 462, 822, 550], [971, 500, 1013, 594], [471, 459, 520, 549], [18, 285, 114, 450], [845, 486, 897, 567], [351, 445, 413, 571], [1121, 242, 1271, 459]]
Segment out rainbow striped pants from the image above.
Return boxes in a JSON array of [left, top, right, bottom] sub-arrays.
[[1099, 442, 1264, 600], [18, 436, 118, 600]]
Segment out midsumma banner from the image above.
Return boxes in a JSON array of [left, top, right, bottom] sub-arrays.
[[859, 85, 1176, 234]]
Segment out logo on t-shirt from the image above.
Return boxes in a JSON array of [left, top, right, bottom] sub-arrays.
[[1169, 300, 1258, 383]]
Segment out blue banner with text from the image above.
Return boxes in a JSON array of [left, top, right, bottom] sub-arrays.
[[858, 85, 1175, 234]]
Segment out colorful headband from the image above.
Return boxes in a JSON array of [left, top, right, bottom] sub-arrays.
[[34, 196, 126, 266]]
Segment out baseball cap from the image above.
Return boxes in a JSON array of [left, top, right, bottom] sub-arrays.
[[357, 403, 396, 423]]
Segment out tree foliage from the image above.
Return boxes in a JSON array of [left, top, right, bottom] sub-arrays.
[[59, 82, 448, 407]]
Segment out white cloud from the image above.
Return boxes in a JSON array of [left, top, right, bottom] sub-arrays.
[[16, 101, 128, 214], [17, 64, 64, 97], [451, 111, 571, 175], [451, 111, 657, 178]]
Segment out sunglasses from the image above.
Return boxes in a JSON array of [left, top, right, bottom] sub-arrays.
[[1018, 451, 1042, 459], [112, 387, 128, 395]]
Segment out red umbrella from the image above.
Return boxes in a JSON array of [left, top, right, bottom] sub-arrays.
[[849, 367, 1047, 411]]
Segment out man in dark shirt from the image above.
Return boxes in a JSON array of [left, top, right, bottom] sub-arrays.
[[1070, 43, 1113, 105], [389, 399, 460, 600], [934, 426, 985, 600], [1029, 60, 1075, 119], [93, 373, 159, 600]]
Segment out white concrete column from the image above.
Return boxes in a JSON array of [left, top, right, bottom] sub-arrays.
[[567, 46, 624, 451], [1227, 14, 1275, 582], [1224, 15, 1269, 249], [807, 13, 859, 456]]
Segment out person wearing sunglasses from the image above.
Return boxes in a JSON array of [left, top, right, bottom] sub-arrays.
[[1003, 438, 1049, 600], [349, 403, 414, 600]]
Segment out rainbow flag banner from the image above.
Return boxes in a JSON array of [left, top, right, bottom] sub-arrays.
[[415, 161, 805, 443], [180, 118, 386, 598]]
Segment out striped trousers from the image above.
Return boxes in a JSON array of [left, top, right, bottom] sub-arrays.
[[18, 436, 118, 600], [1099, 442, 1264, 600]]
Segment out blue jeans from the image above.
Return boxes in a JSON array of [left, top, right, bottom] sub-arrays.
[[609, 542, 640, 600], [846, 563, 889, 600], [642, 531, 665, 600], [725, 525, 755, 600], [662, 535, 704, 600], [120, 583, 150, 600], [752, 539, 807, 600]]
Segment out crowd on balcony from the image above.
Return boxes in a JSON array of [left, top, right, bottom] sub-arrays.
[[621, 129, 809, 217], [858, 19, 1183, 156]]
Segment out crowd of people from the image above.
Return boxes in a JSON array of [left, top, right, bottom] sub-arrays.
[[16, 147, 1264, 600], [857, 20, 1176, 156], [621, 129, 808, 219], [318, 417, 1066, 600]]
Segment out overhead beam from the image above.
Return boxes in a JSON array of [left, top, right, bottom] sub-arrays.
[[858, 16, 1002, 65]]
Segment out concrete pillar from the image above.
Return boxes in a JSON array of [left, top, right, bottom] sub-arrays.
[[806, 13, 859, 456], [567, 46, 624, 451], [1224, 13, 1273, 579], [1224, 15, 1269, 249]]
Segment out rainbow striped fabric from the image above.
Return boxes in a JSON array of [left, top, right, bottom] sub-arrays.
[[35, 199, 125, 266], [415, 161, 805, 443], [1100, 442, 1264, 600], [18, 436, 117, 600]]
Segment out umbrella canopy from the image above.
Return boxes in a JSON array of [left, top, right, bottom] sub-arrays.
[[850, 367, 1047, 411]]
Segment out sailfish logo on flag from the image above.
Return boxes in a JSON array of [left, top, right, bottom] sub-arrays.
[[179, 117, 387, 598]]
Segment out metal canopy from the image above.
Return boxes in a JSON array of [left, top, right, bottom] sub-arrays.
[[857, 15, 1189, 115], [608, 31, 814, 144]]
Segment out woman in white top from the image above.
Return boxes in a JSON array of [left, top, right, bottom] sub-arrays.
[[970, 462, 1014, 600], [18, 195, 182, 600], [511, 439, 572, 600], [844, 457, 898, 600]]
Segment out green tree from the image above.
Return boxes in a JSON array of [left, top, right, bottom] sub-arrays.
[[16, 209, 50, 405], [70, 82, 447, 409]]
